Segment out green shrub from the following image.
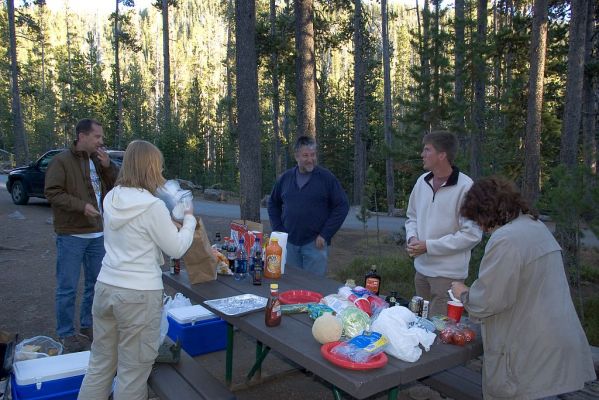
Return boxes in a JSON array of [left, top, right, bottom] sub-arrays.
[[579, 294, 599, 347]]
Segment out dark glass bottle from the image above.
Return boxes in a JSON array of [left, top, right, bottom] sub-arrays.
[[385, 291, 398, 307], [364, 265, 381, 295], [265, 283, 282, 327], [252, 248, 263, 285]]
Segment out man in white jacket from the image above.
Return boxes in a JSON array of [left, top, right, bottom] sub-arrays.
[[405, 131, 482, 317]]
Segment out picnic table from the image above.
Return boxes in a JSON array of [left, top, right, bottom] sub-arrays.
[[162, 266, 483, 400]]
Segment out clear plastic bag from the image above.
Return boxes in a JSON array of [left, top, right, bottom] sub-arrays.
[[331, 332, 388, 363], [15, 336, 62, 361], [160, 293, 192, 344], [339, 307, 371, 338]]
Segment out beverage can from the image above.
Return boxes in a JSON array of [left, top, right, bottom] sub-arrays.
[[421, 300, 429, 318], [409, 296, 423, 316]]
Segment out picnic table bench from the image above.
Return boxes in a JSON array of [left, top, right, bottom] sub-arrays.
[[148, 338, 236, 400], [162, 266, 484, 399]]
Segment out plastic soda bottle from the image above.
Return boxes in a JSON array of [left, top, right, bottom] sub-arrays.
[[234, 238, 248, 281], [226, 238, 236, 270], [264, 237, 282, 279], [249, 237, 261, 274], [265, 283, 282, 327]]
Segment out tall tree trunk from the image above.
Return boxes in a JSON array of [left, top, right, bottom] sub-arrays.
[[114, 0, 123, 148], [521, 0, 548, 205], [295, 0, 316, 138], [235, 0, 262, 222], [382, 0, 395, 214], [470, 0, 487, 180], [582, 0, 596, 177], [559, 0, 589, 168], [7, 0, 29, 164], [556, 0, 589, 277], [353, 0, 367, 205], [162, 0, 171, 127], [422, 0, 431, 130], [226, 0, 235, 138], [283, 74, 291, 169], [270, 0, 282, 177], [454, 0, 466, 144], [38, 2, 46, 96], [431, 0, 440, 123]]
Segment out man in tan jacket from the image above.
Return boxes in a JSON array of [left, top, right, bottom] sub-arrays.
[[45, 119, 117, 352]]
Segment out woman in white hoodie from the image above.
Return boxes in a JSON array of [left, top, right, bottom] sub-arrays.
[[78, 141, 197, 400]]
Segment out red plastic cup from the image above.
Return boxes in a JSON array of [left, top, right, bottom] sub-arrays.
[[447, 301, 464, 323]]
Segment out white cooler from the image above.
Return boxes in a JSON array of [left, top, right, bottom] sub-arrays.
[[11, 351, 90, 400]]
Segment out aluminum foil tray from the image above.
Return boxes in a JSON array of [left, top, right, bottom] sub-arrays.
[[204, 294, 268, 316]]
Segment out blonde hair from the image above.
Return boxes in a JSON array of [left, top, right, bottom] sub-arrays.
[[117, 140, 166, 194]]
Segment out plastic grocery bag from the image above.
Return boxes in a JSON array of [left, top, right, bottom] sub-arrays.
[[15, 336, 62, 362], [159, 293, 192, 344], [371, 306, 436, 362]]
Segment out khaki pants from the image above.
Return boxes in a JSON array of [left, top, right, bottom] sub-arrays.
[[414, 272, 464, 317], [78, 282, 162, 400]]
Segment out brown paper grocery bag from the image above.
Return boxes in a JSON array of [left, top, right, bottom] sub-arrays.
[[183, 217, 217, 284]]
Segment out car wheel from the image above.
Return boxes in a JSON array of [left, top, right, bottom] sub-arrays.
[[10, 181, 29, 205]]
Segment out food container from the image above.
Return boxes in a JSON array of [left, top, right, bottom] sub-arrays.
[[11, 351, 89, 400], [166, 305, 226, 356]]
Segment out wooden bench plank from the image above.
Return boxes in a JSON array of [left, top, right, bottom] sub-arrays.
[[148, 337, 235, 400], [420, 366, 483, 400], [149, 365, 207, 399]]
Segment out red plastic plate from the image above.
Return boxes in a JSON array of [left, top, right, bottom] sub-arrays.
[[279, 290, 323, 305], [320, 341, 388, 370]]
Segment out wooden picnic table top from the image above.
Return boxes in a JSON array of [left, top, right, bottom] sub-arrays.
[[163, 267, 483, 399]]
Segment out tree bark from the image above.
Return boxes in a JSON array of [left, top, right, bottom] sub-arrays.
[[7, 0, 29, 165], [353, 0, 367, 205], [470, 0, 487, 180], [382, 0, 395, 214], [162, 0, 171, 127], [294, 0, 316, 138], [454, 0, 465, 143], [521, 0, 548, 205], [422, 0, 431, 130], [226, 0, 235, 138], [270, 0, 282, 177], [235, 0, 262, 222], [560, 0, 589, 168], [582, 0, 596, 177], [114, 0, 124, 149]]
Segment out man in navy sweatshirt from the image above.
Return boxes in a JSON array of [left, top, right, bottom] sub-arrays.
[[268, 135, 349, 276]]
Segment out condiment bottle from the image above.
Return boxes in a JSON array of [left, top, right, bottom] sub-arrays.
[[265, 283, 282, 327], [364, 265, 381, 295], [264, 237, 282, 279]]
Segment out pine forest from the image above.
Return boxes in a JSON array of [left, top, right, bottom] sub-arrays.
[[1, 0, 598, 260]]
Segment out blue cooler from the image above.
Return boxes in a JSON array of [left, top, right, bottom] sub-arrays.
[[166, 305, 227, 356], [11, 351, 89, 400]]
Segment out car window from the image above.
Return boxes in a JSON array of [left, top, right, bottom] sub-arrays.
[[38, 152, 58, 172]]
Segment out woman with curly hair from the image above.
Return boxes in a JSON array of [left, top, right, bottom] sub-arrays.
[[451, 177, 595, 400]]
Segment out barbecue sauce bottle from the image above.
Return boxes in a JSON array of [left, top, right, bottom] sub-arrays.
[[364, 265, 381, 295], [265, 283, 282, 327]]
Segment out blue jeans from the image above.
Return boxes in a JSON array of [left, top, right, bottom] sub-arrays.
[[55, 235, 105, 337], [286, 240, 328, 276]]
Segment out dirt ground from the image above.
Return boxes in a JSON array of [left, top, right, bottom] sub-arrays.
[[0, 189, 402, 340]]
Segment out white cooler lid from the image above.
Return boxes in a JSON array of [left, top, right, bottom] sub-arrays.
[[167, 304, 216, 324], [13, 351, 90, 386]]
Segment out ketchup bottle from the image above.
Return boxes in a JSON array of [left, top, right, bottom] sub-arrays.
[[364, 265, 381, 295], [265, 283, 282, 327]]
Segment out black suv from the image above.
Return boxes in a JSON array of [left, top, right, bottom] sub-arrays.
[[7, 149, 123, 205]]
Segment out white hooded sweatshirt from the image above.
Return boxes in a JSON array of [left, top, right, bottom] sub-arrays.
[[98, 186, 196, 291]]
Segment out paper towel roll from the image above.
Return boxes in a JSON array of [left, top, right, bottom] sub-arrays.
[[270, 231, 288, 274]]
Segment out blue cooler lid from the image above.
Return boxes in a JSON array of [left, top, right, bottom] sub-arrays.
[[167, 304, 216, 324], [13, 351, 90, 386]]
